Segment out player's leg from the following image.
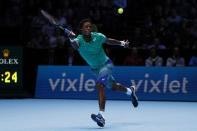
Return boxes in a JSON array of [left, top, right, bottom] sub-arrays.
[[95, 61, 113, 114], [91, 59, 115, 127], [90, 68, 107, 127], [111, 82, 127, 92], [96, 83, 105, 112], [91, 83, 106, 127], [111, 82, 138, 108]]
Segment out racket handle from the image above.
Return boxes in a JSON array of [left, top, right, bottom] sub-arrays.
[[57, 25, 65, 30]]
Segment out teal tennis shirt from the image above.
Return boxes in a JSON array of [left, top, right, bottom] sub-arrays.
[[75, 32, 109, 69]]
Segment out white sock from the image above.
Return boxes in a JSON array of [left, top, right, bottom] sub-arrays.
[[99, 111, 105, 118], [126, 87, 132, 95]]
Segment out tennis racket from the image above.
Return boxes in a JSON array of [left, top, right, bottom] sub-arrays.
[[40, 9, 76, 37]]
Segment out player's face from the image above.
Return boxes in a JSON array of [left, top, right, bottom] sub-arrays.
[[81, 22, 92, 36]]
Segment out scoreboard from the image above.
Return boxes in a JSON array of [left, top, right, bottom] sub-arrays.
[[0, 46, 23, 97]]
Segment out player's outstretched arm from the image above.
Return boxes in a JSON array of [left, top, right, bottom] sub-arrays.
[[106, 38, 130, 48]]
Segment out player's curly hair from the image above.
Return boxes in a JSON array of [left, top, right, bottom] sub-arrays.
[[79, 18, 92, 29], [78, 18, 99, 34]]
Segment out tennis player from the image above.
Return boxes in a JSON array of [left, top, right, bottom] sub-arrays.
[[65, 18, 138, 127]]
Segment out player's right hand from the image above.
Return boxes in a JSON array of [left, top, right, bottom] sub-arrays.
[[64, 28, 76, 38]]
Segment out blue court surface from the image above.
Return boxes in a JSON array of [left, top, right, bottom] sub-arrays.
[[0, 99, 196, 131]]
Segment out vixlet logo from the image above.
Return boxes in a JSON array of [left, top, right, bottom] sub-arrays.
[[48, 72, 96, 92], [131, 73, 188, 94]]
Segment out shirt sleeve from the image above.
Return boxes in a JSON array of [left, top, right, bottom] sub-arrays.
[[97, 33, 107, 44], [69, 37, 79, 49], [74, 37, 79, 43]]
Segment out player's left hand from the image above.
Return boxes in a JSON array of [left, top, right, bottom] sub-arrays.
[[120, 40, 130, 48]]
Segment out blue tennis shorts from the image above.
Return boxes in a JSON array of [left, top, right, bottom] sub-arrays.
[[91, 59, 115, 89]]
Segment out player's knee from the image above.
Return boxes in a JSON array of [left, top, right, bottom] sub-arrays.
[[96, 83, 105, 91], [96, 77, 107, 88], [96, 83, 105, 96], [96, 83, 104, 89], [111, 82, 118, 90]]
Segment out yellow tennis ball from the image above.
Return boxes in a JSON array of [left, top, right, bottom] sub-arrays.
[[118, 8, 123, 14]]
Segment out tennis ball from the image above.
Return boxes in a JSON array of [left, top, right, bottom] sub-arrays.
[[117, 8, 123, 14]]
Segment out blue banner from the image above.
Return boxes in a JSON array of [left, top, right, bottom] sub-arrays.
[[36, 66, 197, 101]]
